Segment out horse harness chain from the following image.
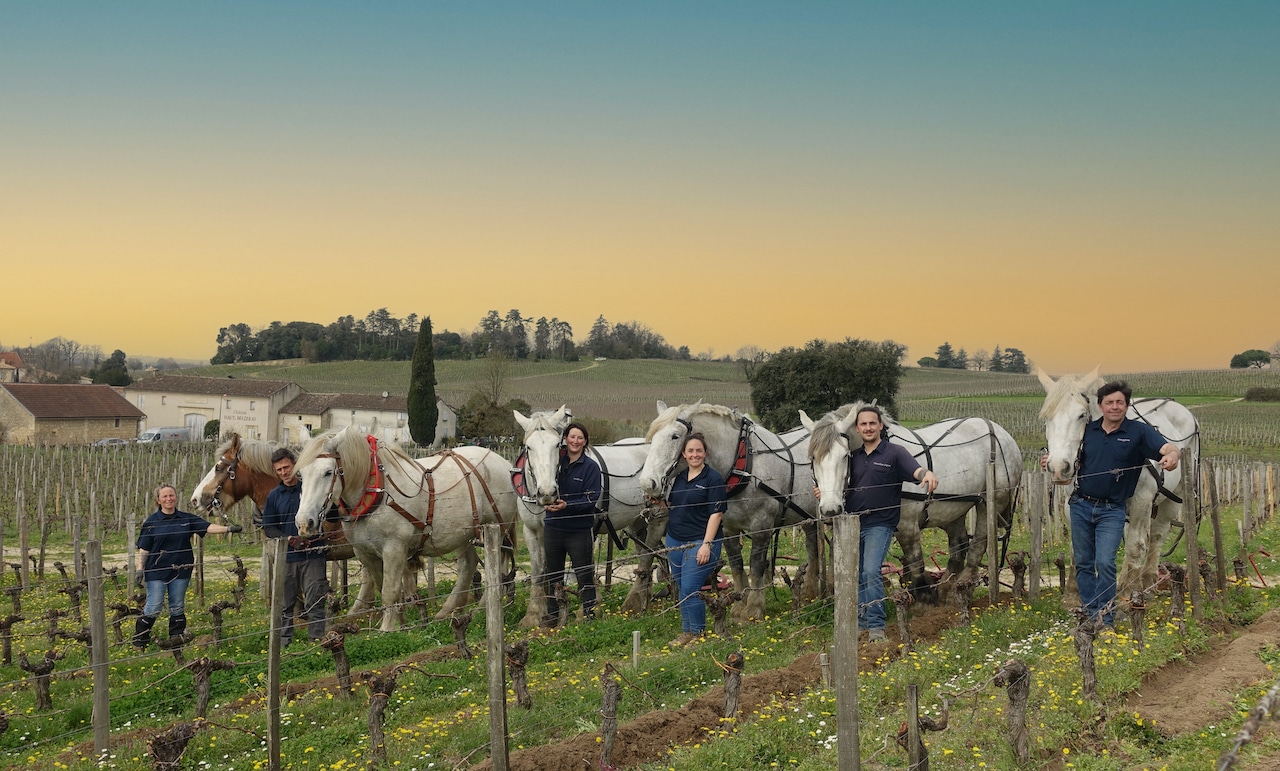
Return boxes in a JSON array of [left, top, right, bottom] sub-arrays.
[[320, 437, 506, 557]]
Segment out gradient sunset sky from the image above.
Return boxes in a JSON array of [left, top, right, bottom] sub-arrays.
[[3, 3, 1277, 373]]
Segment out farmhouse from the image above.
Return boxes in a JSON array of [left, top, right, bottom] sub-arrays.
[[0, 351, 28, 383], [124, 375, 303, 441], [279, 392, 457, 447], [0, 383, 145, 445]]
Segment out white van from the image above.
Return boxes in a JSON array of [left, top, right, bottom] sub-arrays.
[[137, 427, 193, 444]]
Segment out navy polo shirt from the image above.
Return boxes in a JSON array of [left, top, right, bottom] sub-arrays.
[[666, 465, 728, 543], [136, 509, 212, 582], [262, 481, 325, 563], [1076, 417, 1169, 505], [545, 453, 603, 533], [844, 441, 922, 531]]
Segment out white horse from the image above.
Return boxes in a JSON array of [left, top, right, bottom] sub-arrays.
[[512, 407, 667, 627], [801, 402, 1023, 597], [294, 426, 518, 632], [1038, 369, 1200, 603], [636, 401, 821, 621]]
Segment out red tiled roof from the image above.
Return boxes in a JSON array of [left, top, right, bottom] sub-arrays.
[[0, 352, 25, 368], [1, 384, 147, 419], [129, 375, 295, 398], [282, 392, 409, 414]]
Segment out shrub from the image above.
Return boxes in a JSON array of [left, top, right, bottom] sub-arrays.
[[1244, 387, 1280, 402]]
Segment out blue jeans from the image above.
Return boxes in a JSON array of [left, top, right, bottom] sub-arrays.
[[144, 576, 190, 617], [1070, 496, 1126, 625], [665, 536, 722, 634], [859, 526, 895, 631]]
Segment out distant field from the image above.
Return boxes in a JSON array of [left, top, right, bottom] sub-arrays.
[[168, 361, 1280, 457]]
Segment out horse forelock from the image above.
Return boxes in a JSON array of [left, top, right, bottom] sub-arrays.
[[644, 402, 736, 442], [1039, 374, 1103, 419], [215, 436, 277, 477], [524, 409, 567, 438], [810, 401, 894, 462]]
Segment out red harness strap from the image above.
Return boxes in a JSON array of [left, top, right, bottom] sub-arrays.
[[723, 417, 753, 499]]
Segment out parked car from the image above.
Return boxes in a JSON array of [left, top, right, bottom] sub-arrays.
[[137, 427, 194, 444], [93, 437, 130, 447]]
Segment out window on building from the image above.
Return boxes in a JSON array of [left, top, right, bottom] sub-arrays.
[[226, 399, 232, 409], [161, 396, 167, 405], [138, 395, 146, 408], [114, 418, 120, 428]]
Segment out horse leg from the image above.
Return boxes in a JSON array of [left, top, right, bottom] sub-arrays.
[[349, 557, 382, 618], [1118, 498, 1154, 608], [741, 534, 769, 622], [379, 548, 406, 632], [621, 520, 657, 614], [895, 515, 930, 603], [959, 502, 989, 587], [1146, 501, 1180, 592], [520, 522, 548, 629], [799, 520, 823, 603], [726, 533, 752, 622], [437, 547, 479, 619]]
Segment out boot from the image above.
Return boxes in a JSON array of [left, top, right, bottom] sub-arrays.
[[168, 613, 187, 638], [133, 615, 156, 649]]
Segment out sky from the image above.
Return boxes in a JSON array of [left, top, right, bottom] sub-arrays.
[[2, 2, 1277, 373]]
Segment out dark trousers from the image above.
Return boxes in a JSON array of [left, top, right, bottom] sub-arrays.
[[281, 558, 330, 643], [542, 526, 597, 624]]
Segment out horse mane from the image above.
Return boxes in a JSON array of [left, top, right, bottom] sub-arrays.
[[526, 409, 568, 434], [644, 402, 737, 442], [214, 434, 278, 477], [1039, 373, 1103, 419]]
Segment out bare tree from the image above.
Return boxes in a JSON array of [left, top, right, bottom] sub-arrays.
[[735, 345, 768, 381], [971, 349, 990, 372], [481, 349, 511, 405]]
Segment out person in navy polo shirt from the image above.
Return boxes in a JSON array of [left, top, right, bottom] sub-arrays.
[[1045, 380, 1180, 628], [540, 422, 603, 627], [662, 432, 728, 648], [134, 484, 242, 649], [262, 447, 330, 645], [816, 405, 937, 643]]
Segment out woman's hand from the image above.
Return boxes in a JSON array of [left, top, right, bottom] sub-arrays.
[[545, 500, 566, 512], [696, 543, 712, 565]]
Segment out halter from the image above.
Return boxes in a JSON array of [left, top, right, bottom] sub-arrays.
[[653, 416, 696, 495], [208, 442, 245, 511]]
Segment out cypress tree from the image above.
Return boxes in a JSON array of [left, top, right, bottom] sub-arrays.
[[408, 317, 439, 446]]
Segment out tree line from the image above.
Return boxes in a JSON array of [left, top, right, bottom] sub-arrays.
[[0, 337, 160, 386], [210, 308, 690, 365], [917, 341, 1031, 373]]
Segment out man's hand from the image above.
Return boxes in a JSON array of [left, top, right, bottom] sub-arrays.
[[288, 536, 303, 549], [134, 572, 145, 588], [918, 470, 939, 494], [1158, 446, 1181, 472]]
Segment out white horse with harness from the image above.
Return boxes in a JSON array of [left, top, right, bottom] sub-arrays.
[[1038, 369, 1200, 604], [636, 401, 821, 621], [294, 427, 518, 632], [802, 402, 1023, 597], [511, 407, 667, 626]]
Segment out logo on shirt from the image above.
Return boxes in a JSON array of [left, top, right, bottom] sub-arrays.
[[873, 461, 892, 468]]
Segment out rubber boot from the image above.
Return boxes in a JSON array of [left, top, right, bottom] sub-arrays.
[[133, 615, 156, 649], [168, 613, 187, 638]]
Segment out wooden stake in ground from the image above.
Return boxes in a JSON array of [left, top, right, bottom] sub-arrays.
[[450, 611, 473, 659], [600, 662, 622, 771], [994, 659, 1031, 766], [321, 624, 360, 696], [891, 588, 913, 654], [700, 589, 738, 638], [365, 667, 402, 768], [1128, 591, 1146, 651], [1008, 552, 1027, 600], [722, 650, 745, 719], [1070, 609, 1099, 702], [0, 614, 23, 665], [1165, 563, 1187, 635]]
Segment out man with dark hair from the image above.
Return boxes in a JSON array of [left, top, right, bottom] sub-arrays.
[[261, 447, 330, 645], [818, 405, 937, 643], [1056, 380, 1180, 627]]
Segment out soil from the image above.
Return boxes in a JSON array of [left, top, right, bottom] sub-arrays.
[[1124, 607, 1280, 736]]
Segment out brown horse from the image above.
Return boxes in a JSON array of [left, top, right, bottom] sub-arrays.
[[191, 433, 355, 560]]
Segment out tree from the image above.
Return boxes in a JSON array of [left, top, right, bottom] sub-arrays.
[[1230, 349, 1271, 369], [750, 338, 907, 431], [533, 317, 550, 359], [736, 345, 767, 381], [934, 342, 956, 369], [458, 392, 531, 440], [587, 315, 611, 358], [91, 350, 132, 387], [1003, 347, 1030, 374], [989, 345, 1005, 372], [971, 349, 990, 372], [408, 317, 439, 445], [481, 349, 512, 404], [916, 356, 938, 368], [954, 348, 969, 371]]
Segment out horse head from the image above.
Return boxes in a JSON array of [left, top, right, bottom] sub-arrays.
[[800, 404, 864, 517], [191, 433, 244, 513], [637, 400, 701, 497], [1037, 367, 1103, 485], [514, 405, 572, 507], [295, 427, 365, 536]]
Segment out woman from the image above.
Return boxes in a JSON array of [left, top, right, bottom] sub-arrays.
[[541, 422, 604, 626], [134, 483, 242, 648], [663, 432, 727, 648]]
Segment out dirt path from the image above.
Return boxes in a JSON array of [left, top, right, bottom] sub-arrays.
[[1125, 607, 1280, 736]]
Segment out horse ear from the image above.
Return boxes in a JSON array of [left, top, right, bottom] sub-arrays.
[[513, 410, 533, 433], [799, 411, 815, 431], [1035, 367, 1056, 393], [656, 400, 668, 414], [836, 409, 858, 434], [1086, 365, 1101, 383], [558, 405, 572, 422]]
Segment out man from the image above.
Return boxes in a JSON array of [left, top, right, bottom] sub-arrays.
[[1051, 381, 1180, 628], [261, 448, 330, 645], [821, 405, 938, 643]]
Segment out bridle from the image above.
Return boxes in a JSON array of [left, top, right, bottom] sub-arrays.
[[652, 415, 695, 497], [515, 425, 567, 506], [207, 443, 244, 511]]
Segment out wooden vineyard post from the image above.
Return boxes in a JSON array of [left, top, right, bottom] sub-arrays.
[[267, 537, 287, 771], [723, 650, 745, 719], [906, 683, 926, 770], [1185, 459, 1202, 623], [600, 663, 621, 770], [831, 512, 860, 770], [1206, 459, 1226, 594], [986, 462, 998, 605], [1029, 471, 1045, 598], [483, 524, 510, 771], [87, 540, 109, 756]]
